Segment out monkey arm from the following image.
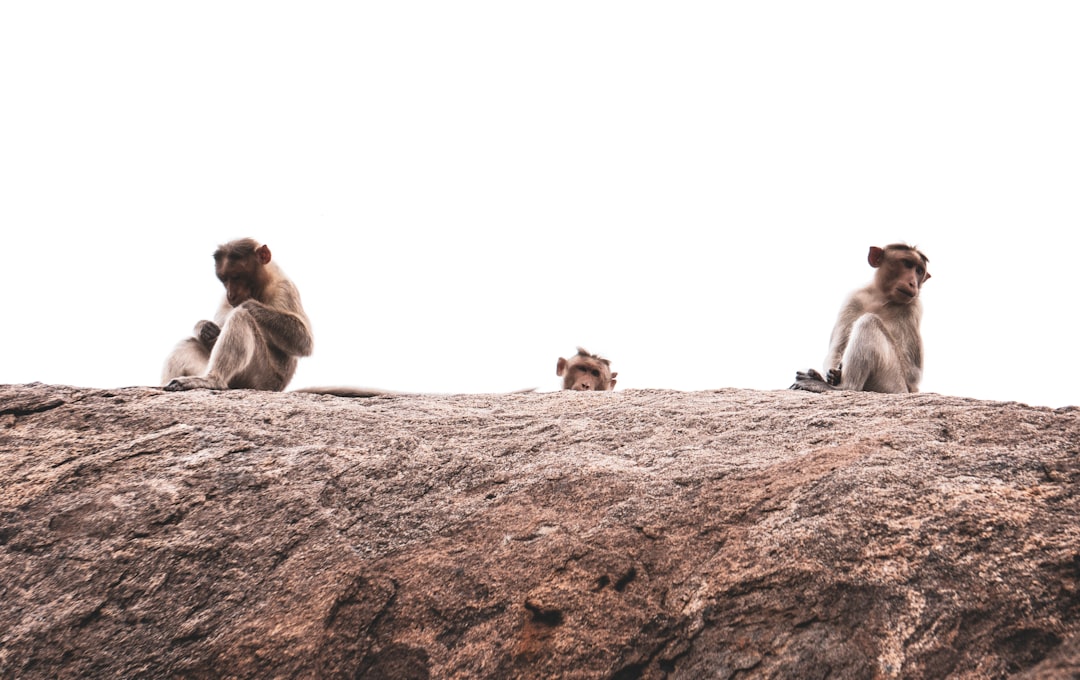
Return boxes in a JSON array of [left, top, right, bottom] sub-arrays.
[[899, 315, 924, 392], [825, 294, 869, 374], [904, 345, 923, 393], [824, 325, 849, 375], [237, 300, 314, 357]]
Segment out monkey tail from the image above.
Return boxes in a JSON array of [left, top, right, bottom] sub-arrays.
[[293, 386, 403, 398]]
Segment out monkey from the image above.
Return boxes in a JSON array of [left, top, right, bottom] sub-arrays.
[[557, 347, 617, 391], [162, 238, 313, 392], [791, 243, 930, 394]]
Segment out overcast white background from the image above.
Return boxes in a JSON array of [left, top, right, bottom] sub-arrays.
[[1, 3, 1077, 407]]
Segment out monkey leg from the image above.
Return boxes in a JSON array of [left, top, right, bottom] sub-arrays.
[[202, 306, 289, 390], [839, 314, 908, 393], [161, 337, 211, 387], [165, 308, 291, 392]]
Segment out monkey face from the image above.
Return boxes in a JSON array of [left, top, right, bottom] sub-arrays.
[[558, 359, 612, 391], [569, 367, 605, 390], [214, 241, 273, 307], [874, 249, 930, 305], [889, 263, 928, 304], [557, 348, 616, 391], [217, 262, 259, 306]]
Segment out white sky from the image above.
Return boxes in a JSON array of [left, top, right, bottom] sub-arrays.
[[1, 3, 1077, 407]]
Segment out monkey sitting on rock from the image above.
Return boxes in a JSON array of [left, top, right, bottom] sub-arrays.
[[791, 243, 930, 394], [162, 239, 313, 392]]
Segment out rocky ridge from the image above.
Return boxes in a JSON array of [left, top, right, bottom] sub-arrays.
[[1, 383, 1078, 678]]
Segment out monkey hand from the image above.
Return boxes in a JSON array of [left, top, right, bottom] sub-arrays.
[[826, 366, 842, 386], [790, 369, 837, 393], [194, 320, 221, 350]]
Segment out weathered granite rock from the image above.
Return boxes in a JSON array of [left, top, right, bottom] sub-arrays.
[[1, 383, 1078, 679]]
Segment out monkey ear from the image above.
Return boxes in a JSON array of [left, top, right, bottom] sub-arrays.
[[868, 246, 885, 268], [609, 375, 617, 389], [256, 245, 272, 265], [556, 358, 568, 377], [923, 271, 931, 283]]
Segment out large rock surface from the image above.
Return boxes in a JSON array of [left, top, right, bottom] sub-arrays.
[[1, 383, 1078, 679]]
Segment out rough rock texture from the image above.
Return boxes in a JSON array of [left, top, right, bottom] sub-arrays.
[[1, 383, 1079, 679]]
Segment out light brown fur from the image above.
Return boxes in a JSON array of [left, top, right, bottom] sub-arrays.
[[791, 244, 930, 394], [162, 239, 313, 391], [557, 347, 617, 391]]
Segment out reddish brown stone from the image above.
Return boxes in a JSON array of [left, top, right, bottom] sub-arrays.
[[1, 383, 1078, 678]]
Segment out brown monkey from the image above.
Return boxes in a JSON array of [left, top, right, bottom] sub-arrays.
[[162, 238, 313, 391], [791, 244, 930, 393], [557, 347, 617, 391]]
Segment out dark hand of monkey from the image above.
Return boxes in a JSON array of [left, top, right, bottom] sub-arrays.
[[826, 366, 842, 386], [790, 369, 837, 393], [196, 321, 221, 350]]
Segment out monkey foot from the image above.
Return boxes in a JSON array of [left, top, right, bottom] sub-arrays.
[[789, 369, 837, 393], [163, 376, 224, 392]]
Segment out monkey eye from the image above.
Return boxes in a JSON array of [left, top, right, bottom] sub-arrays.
[[591, 369, 600, 377]]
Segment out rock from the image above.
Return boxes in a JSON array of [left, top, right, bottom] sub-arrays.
[[1, 383, 1078, 678]]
